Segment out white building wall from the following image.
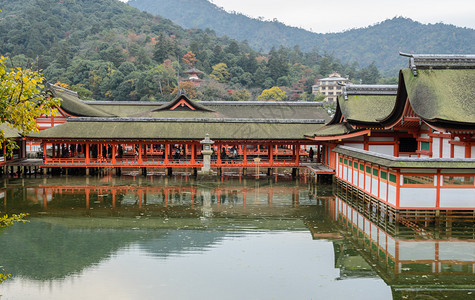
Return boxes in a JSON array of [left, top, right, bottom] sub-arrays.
[[440, 189, 475, 208], [371, 178, 378, 196], [368, 145, 394, 155], [399, 188, 437, 208], [379, 182, 387, 201], [454, 145, 465, 158], [388, 185, 397, 206], [358, 173, 365, 189], [442, 138, 451, 158], [365, 175, 371, 193], [472, 145, 475, 158], [343, 143, 364, 150], [432, 138, 440, 158]]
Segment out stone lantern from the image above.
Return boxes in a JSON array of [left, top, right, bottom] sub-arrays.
[[198, 133, 215, 175]]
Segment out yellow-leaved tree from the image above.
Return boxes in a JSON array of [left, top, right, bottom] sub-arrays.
[[0, 56, 60, 156], [258, 86, 287, 101]]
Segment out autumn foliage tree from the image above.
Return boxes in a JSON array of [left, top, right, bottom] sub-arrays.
[[258, 86, 287, 101], [0, 56, 60, 155], [209, 63, 231, 83], [171, 81, 199, 100], [182, 51, 197, 68]]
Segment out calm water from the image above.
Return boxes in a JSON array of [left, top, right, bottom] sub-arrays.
[[0, 175, 473, 300]]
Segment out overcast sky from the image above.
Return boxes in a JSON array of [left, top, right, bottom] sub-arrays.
[[209, 0, 475, 33]]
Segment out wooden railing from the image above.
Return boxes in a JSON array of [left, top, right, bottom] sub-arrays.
[[42, 157, 301, 167]]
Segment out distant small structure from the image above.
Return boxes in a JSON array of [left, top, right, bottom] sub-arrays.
[[312, 72, 351, 103], [184, 68, 204, 87]]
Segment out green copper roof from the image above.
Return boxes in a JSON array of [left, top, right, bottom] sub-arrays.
[[49, 86, 114, 117], [338, 94, 397, 124], [0, 123, 21, 138], [307, 123, 353, 137], [32, 119, 324, 140], [401, 68, 475, 125]]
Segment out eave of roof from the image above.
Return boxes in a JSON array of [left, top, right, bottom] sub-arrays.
[[48, 84, 114, 117], [30, 118, 325, 140]]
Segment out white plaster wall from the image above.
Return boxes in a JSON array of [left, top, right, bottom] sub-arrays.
[[442, 138, 451, 158], [371, 178, 379, 196], [359, 173, 365, 189], [379, 182, 387, 201], [439, 242, 475, 261], [365, 175, 371, 193], [368, 145, 394, 155], [347, 167, 352, 182], [399, 188, 437, 208], [440, 189, 475, 208], [343, 143, 364, 150], [338, 164, 342, 177], [454, 145, 465, 158], [388, 185, 397, 206], [343, 166, 347, 180], [472, 145, 475, 158], [398, 241, 436, 260], [432, 138, 440, 158], [353, 170, 358, 185]]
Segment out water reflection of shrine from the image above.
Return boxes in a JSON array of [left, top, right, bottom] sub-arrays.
[[330, 192, 475, 299], [1, 177, 323, 219]]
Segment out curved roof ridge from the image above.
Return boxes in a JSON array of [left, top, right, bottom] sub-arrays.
[[153, 94, 214, 112]]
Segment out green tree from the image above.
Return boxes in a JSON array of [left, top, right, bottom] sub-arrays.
[[232, 89, 251, 101], [0, 56, 59, 154], [209, 63, 231, 83], [258, 86, 287, 101]]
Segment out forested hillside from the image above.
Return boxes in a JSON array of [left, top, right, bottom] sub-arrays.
[[1, 0, 383, 102], [129, 0, 475, 75]]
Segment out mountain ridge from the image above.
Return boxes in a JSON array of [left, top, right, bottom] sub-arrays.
[[129, 0, 475, 75]]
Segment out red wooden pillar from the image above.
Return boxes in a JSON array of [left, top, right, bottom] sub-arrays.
[[112, 144, 116, 163], [191, 143, 196, 164], [268, 143, 274, 165], [138, 144, 143, 163], [42, 142, 47, 161], [243, 144, 247, 164], [164, 143, 170, 164], [85, 143, 90, 163], [294, 143, 300, 165], [217, 143, 222, 165]]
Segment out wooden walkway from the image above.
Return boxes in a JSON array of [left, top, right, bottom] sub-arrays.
[[303, 163, 335, 175]]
